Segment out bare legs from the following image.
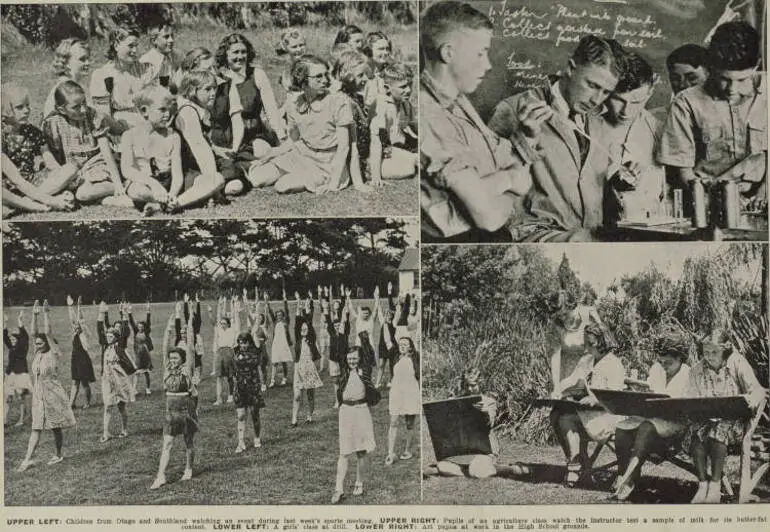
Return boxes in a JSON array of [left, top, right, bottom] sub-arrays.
[[102, 402, 128, 440], [333, 450, 367, 503], [291, 389, 315, 425], [151, 433, 195, 489], [386, 414, 416, 463]]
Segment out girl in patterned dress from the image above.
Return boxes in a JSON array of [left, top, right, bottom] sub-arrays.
[[2, 83, 78, 214], [66, 296, 95, 409], [291, 293, 323, 427], [385, 336, 421, 465], [150, 314, 199, 489], [41, 80, 127, 206], [97, 302, 135, 442], [17, 300, 76, 472], [683, 329, 766, 503], [129, 302, 154, 395], [233, 332, 267, 453], [332, 346, 379, 503]]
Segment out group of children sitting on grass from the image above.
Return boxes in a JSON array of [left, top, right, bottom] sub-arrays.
[[2, 19, 418, 217]]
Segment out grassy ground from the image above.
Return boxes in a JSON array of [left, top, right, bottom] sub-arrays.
[[1, 17, 419, 220], [421, 417, 770, 505], [3, 301, 420, 505]]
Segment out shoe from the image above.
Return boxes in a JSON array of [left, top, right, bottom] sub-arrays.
[[145, 389, 152, 396], [691, 481, 709, 503], [142, 202, 161, 217], [181, 469, 193, 481], [280, 378, 287, 386], [399, 451, 413, 461], [210, 371, 217, 377], [353, 482, 363, 496], [290, 422, 298, 428], [386, 382, 392, 389], [226, 396, 234, 404], [14, 419, 23, 427], [118, 430, 128, 438], [213, 400, 222, 406], [385, 454, 396, 465], [305, 418, 313, 424], [268, 381, 275, 388], [17, 459, 34, 472], [150, 476, 166, 490], [254, 438, 262, 448], [235, 442, 246, 454], [614, 480, 635, 501], [47, 455, 64, 466], [100, 435, 112, 443], [333, 402, 340, 409], [82, 403, 90, 410], [331, 491, 344, 504], [705, 481, 722, 504]]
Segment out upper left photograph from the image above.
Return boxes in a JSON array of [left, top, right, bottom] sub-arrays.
[[0, 2, 419, 220]]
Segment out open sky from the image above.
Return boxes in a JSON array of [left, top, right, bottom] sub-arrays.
[[540, 243, 762, 294]]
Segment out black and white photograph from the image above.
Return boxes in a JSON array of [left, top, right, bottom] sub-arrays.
[[1, 2, 418, 220], [422, 243, 769, 504], [420, 0, 767, 243], [2, 217, 421, 505]]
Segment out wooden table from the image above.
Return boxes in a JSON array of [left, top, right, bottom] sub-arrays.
[[598, 222, 768, 242]]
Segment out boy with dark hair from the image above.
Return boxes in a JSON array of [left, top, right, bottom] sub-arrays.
[[488, 35, 626, 241], [658, 21, 766, 211], [604, 52, 667, 224], [420, 1, 536, 243], [140, 18, 182, 88], [666, 44, 709, 95]]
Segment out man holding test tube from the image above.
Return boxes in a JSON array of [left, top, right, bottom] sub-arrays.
[[488, 35, 626, 242]]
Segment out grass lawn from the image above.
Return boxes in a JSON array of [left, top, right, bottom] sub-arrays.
[[3, 301, 420, 505], [1, 17, 419, 221], [421, 416, 770, 505]]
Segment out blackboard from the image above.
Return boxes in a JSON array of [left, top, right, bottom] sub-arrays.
[[460, 0, 764, 121]]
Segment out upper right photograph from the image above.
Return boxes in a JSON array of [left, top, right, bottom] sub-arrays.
[[419, 0, 768, 243]]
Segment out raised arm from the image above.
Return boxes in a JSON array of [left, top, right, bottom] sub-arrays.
[[372, 286, 381, 324], [66, 295, 77, 326], [306, 290, 314, 320], [42, 300, 55, 344], [31, 300, 41, 336], [185, 312, 195, 376], [128, 306, 139, 336], [97, 301, 108, 347], [283, 289, 290, 325], [193, 296, 201, 337], [174, 300, 183, 345], [162, 314, 174, 380], [264, 291, 276, 323], [145, 301, 152, 335]]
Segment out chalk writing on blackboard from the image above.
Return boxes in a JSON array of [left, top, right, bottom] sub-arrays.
[[487, 2, 668, 50]]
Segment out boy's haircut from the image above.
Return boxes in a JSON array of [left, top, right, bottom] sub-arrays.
[[134, 85, 173, 110], [290, 54, 329, 91], [107, 26, 140, 61], [420, 1, 493, 62], [571, 35, 626, 78], [614, 51, 655, 93], [333, 50, 372, 95], [215, 33, 256, 69], [381, 61, 413, 84], [708, 21, 760, 71], [1, 83, 29, 118], [52, 38, 90, 77], [276, 28, 305, 55], [666, 43, 708, 70], [180, 47, 212, 73], [334, 25, 364, 46], [178, 70, 216, 99], [53, 80, 86, 107], [146, 14, 174, 37]]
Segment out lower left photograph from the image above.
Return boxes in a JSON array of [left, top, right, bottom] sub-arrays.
[[1, 217, 421, 506]]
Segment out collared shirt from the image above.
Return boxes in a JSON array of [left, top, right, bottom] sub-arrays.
[[420, 70, 525, 238], [687, 352, 764, 401], [658, 75, 767, 179]]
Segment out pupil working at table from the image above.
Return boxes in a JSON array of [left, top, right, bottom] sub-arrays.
[[419, 2, 767, 242]]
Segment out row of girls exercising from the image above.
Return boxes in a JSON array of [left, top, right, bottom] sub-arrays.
[[2, 23, 417, 217], [6, 287, 421, 501]]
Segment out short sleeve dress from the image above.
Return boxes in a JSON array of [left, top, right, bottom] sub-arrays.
[[272, 91, 354, 192], [101, 344, 136, 406], [163, 366, 198, 437], [389, 354, 420, 416]]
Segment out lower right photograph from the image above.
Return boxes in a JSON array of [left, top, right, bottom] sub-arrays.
[[421, 243, 770, 504]]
